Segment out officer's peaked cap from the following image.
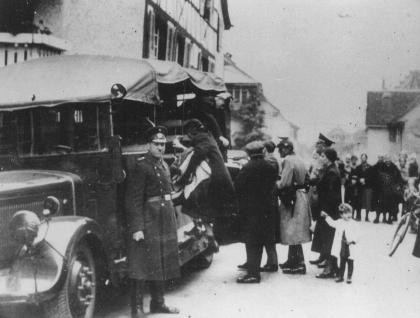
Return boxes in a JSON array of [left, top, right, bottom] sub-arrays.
[[318, 133, 335, 147], [145, 125, 168, 143]]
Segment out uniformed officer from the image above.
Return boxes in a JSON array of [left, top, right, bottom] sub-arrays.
[[309, 132, 336, 266], [125, 126, 180, 317], [277, 138, 311, 274]]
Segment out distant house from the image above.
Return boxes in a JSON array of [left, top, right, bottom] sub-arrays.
[[365, 90, 420, 159], [224, 53, 298, 147]]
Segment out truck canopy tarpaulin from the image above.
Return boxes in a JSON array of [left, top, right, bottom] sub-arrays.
[[0, 55, 226, 111], [146, 59, 226, 92], [0, 55, 158, 110]]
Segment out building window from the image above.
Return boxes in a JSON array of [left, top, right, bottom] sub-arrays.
[[201, 55, 209, 72], [197, 52, 202, 70], [389, 123, 404, 144], [184, 41, 192, 67], [14, 52, 18, 64], [242, 89, 248, 103], [203, 0, 212, 22], [166, 25, 175, 61], [233, 88, 240, 101], [176, 34, 185, 66], [148, 10, 158, 58]]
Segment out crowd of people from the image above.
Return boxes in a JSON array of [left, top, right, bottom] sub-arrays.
[[340, 151, 419, 225], [124, 116, 420, 316]]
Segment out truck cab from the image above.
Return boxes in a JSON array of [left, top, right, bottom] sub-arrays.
[[0, 55, 235, 318]]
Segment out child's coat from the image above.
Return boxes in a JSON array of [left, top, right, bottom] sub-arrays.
[[325, 216, 359, 260]]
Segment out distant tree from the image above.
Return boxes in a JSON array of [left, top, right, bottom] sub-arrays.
[[231, 85, 265, 148]]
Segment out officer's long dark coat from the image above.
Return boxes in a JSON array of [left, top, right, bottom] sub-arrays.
[[311, 163, 342, 255], [235, 156, 279, 244], [125, 153, 180, 281]]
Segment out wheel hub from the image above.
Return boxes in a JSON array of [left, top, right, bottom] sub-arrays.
[[76, 263, 95, 309]]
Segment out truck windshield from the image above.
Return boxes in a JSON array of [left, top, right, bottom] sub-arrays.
[[13, 103, 109, 156]]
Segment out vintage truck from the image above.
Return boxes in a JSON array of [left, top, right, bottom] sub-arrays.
[[0, 55, 234, 318]]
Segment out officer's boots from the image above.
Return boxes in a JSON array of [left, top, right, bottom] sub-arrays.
[[130, 280, 144, 318]]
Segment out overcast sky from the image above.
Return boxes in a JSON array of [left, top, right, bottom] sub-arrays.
[[225, 0, 420, 144]]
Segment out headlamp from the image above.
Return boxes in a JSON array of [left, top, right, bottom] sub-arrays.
[[9, 210, 41, 247]]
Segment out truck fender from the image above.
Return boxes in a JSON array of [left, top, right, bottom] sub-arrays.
[[4, 216, 104, 303]]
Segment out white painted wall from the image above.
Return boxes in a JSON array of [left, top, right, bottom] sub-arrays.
[[366, 127, 390, 160], [262, 104, 296, 142], [400, 104, 420, 159], [35, 0, 146, 59]]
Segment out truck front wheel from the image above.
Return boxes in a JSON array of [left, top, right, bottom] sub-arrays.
[[43, 242, 97, 318]]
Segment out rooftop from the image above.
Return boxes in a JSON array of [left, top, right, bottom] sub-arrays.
[[365, 90, 420, 127]]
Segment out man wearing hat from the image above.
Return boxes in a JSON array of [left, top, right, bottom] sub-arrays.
[[277, 138, 311, 274], [235, 141, 279, 283], [125, 126, 180, 317], [316, 133, 335, 152], [308, 133, 335, 266]]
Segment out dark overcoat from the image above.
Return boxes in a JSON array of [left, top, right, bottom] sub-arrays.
[[353, 163, 374, 210], [125, 153, 180, 281], [371, 162, 404, 213], [311, 163, 342, 255], [235, 156, 279, 244], [179, 131, 237, 218]]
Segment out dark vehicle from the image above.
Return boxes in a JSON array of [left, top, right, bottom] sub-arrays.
[[0, 55, 232, 317]]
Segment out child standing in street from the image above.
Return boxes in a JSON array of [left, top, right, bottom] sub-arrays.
[[321, 203, 359, 284]]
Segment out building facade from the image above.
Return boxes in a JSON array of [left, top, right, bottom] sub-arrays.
[[0, 0, 69, 67], [224, 53, 299, 148], [0, 0, 232, 77], [366, 90, 420, 160]]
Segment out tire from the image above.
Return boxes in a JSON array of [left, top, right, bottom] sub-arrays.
[[189, 251, 214, 270], [43, 243, 97, 318], [389, 213, 411, 257]]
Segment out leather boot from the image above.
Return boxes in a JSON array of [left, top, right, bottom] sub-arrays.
[[130, 280, 144, 318]]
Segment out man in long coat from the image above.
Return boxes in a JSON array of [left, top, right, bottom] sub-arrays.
[[235, 141, 279, 283], [125, 126, 180, 317], [277, 139, 311, 274], [312, 148, 342, 278], [308, 133, 334, 265]]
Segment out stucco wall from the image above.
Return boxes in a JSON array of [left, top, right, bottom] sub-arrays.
[[401, 104, 420, 158], [261, 103, 296, 141], [35, 0, 146, 58], [366, 127, 390, 161]]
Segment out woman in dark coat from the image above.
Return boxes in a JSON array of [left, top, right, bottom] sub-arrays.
[[371, 155, 404, 224], [353, 153, 373, 221], [311, 148, 342, 278], [174, 119, 237, 219], [235, 141, 279, 283]]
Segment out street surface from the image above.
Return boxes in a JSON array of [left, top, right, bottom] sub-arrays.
[[11, 215, 420, 318], [97, 215, 420, 318]]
